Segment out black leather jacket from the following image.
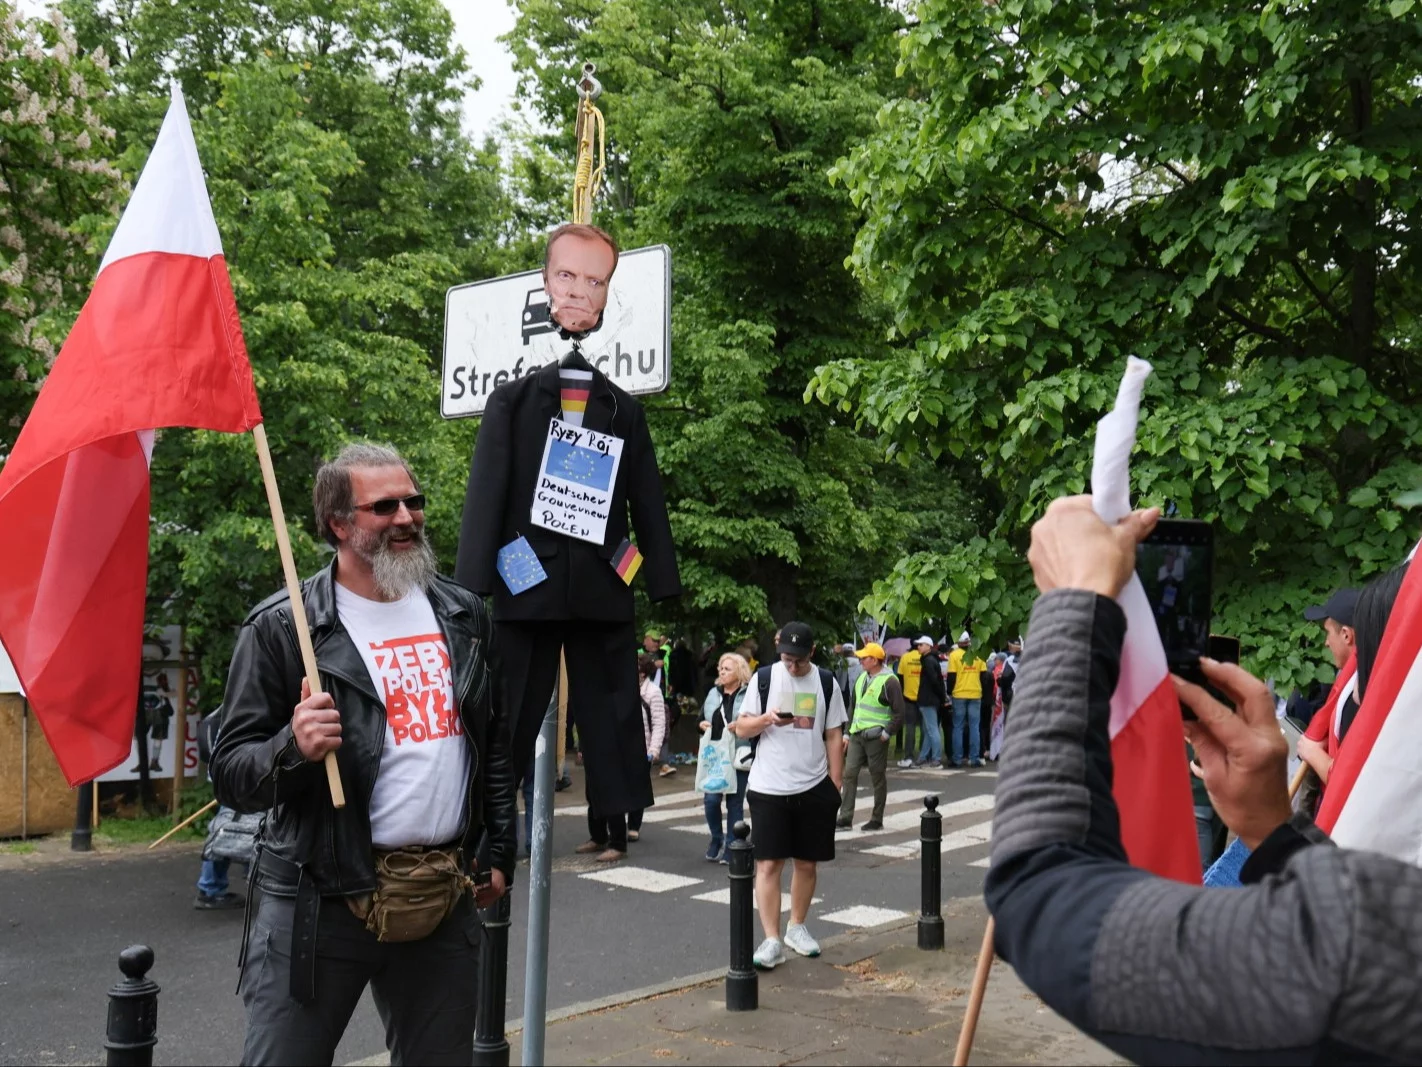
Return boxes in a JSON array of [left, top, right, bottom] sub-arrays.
[[210, 561, 517, 894]]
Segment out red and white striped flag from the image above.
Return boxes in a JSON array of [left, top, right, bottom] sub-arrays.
[[0, 86, 262, 785], [1091, 357, 1201, 883], [1317, 553, 1422, 861]]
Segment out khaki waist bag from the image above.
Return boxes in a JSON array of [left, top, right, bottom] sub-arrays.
[[347, 846, 473, 943]]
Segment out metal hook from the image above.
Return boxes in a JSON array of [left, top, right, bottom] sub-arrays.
[[578, 61, 602, 101]]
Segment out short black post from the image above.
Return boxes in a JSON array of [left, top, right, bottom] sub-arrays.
[[918, 795, 944, 950], [72, 781, 94, 852], [105, 945, 158, 1066], [726, 820, 758, 1011], [472, 894, 511, 1066]]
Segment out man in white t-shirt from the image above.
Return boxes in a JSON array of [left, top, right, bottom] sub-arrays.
[[212, 443, 517, 1065], [734, 621, 847, 969]]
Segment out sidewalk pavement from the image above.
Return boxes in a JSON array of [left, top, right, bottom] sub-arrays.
[[354, 895, 1122, 1067]]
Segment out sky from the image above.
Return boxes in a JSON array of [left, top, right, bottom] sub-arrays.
[[449, 0, 521, 141]]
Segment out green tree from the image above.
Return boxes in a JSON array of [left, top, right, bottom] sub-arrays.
[[0, 2, 126, 452], [52, 0, 510, 699], [511, 0, 971, 650], [811, 0, 1422, 685]]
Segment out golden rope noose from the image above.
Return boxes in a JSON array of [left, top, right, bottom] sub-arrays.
[[571, 62, 605, 225]]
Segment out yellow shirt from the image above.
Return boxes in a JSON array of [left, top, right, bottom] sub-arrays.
[[948, 647, 987, 699], [897, 649, 922, 701]]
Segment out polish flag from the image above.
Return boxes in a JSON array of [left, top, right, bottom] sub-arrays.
[[1317, 552, 1422, 861], [1090, 357, 1201, 883], [0, 87, 262, 785]]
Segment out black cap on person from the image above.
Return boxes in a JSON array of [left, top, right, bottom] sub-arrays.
[[777, 621, 814, 656], [1304, 588, 1361, 627]]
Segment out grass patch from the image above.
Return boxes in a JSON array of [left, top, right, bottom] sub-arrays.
[[94, 781, 216, 847], [0, 841, 38, 855], [95, 814, 206, 847]]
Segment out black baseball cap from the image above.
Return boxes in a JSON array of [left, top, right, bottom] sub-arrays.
[[777, 621, 814, 657], [1304, 588, 1360, 627]]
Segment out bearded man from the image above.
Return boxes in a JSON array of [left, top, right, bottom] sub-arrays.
[[211, 443, 517, 1066]]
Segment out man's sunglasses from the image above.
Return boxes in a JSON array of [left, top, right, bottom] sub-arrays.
[[353, 494, 426, 516]]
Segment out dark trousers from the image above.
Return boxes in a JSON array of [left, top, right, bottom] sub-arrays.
[[587, 808, 643, 850], [839, 732, 890, 822], [238, 893, 480, 1066], [897, 702, 922, 758], [587, 760, 648, 850], [496, 620, 653, 816]]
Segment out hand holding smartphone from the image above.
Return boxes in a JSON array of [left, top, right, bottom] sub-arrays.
[[1134, 519, 1240, 718]]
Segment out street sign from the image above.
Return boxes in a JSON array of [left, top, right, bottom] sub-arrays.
[[441, 243, 671, 419]]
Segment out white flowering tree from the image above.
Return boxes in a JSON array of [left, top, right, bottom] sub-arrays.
[[0, 2, 124, 451]]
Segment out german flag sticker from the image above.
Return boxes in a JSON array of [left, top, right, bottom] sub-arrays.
[[611, 538, 643, 585]]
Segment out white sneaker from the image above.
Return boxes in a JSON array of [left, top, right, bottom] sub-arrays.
[[897, 758, 915, 769], [753, 937, 786, 969], [784, 923, 821, 958]]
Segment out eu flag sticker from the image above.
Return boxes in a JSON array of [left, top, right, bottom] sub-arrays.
[[497, 536, 547, 595], [547, 438, 615, 491]]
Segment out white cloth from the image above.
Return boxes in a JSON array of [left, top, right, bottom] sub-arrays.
[[744, 662, 848, 796], [335, 584, 470, 849], [1091, 356, 1170, 738]]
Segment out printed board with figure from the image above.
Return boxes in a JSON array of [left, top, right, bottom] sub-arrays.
[[441, 244, 671, 419]]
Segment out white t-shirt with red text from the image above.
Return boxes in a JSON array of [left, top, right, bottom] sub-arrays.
[[335, 584, 470, 849]]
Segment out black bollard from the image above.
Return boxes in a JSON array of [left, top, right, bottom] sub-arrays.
[[918, 795, 944, 950], [472, 894, 511, 1066], [72, 781, 94, 852], [726, 820, 758, 1011], [105, 945, 159, 1066]]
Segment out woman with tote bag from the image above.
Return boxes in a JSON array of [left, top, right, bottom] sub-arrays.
[[698, 653, 752, 863]]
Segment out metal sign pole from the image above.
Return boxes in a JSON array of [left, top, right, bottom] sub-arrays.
[[521, 684, 559, 1065]]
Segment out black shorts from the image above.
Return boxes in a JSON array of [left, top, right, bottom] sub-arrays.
[[746, 777, 840, 863]]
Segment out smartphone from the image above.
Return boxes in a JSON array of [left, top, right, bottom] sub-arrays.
[[1135, 519, 1214, 687], [775, 710, 795, 720]]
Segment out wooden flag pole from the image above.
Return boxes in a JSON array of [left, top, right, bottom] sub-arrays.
[[954, 762, 1309, 1065], [953, 916, 996, 1066], [149, 798, 218, 849], [556, 650, 569, 772], [251, 424, 346, 808]]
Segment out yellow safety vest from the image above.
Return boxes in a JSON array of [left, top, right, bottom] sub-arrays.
[[852, 671, 893, 734]]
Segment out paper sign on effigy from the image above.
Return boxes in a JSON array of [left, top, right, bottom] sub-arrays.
[[531, 418, 624, 545]]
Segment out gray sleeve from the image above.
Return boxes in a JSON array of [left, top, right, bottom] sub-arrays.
[[986, 589, 1422, 1063]]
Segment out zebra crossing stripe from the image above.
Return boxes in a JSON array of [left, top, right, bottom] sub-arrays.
[[820, 905, 908, 928], [690, 888, 822, 910], [557, 789, 704, 818], [860, 817, 993, 860], [579, 866, 704, 893]]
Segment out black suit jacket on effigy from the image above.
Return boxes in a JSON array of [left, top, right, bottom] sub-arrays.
[[455, 361, 681, 621]]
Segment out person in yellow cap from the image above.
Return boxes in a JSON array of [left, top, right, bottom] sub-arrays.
[[836, 642, 905, 831]]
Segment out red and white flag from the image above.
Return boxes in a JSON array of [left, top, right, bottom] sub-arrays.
[[1317, 552, 1422, 861], [0, 87, 261, 785], [1090, 357, 1201, 883]]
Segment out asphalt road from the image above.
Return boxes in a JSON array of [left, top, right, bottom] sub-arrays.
[[0, 762, 996, 1066]]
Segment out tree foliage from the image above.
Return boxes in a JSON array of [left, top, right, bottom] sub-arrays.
[[811, 0, 1422, 685], [510, 0, 973, 648], [0, 2, 125, 452], [55, 0, 509, 698]]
